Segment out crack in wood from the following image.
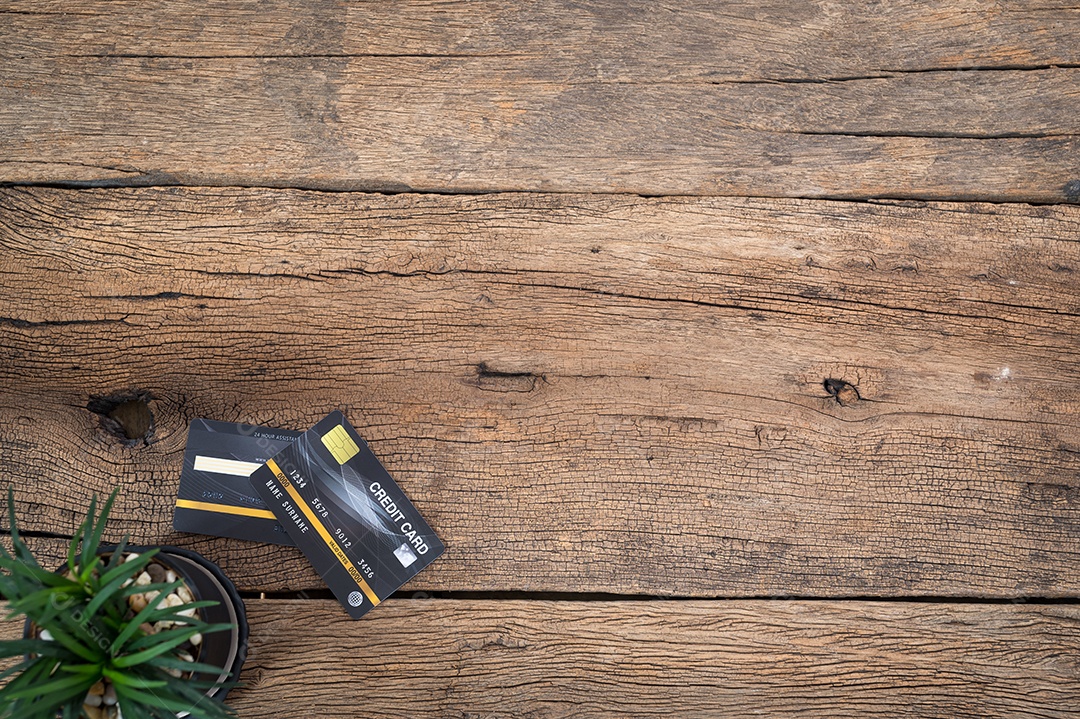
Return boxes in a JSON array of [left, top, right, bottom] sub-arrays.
[[0, 315, 129, 328], [45, 52, 529, 60], [472, 362, 544, 393], [90, 291, 221, 302], [782, 129, 1079, 140]]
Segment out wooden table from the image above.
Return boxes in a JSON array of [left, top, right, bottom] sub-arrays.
[[2, 2, 1079, 716]]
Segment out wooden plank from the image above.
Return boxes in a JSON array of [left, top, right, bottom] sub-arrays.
[[5, 599, 1079, 717], [1, 1, 1079, 199], [1, 187, 1078, 597], [4, 0, 1080, 70]]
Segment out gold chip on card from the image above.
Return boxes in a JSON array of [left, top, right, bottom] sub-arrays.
[[321, 424, 360, 464]]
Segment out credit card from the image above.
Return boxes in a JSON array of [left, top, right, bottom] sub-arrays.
[[249, 411, 445, 618], [174, 419, 300, 545]]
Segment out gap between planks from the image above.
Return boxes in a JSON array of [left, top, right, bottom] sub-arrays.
[[1, 181, 1079, 208]]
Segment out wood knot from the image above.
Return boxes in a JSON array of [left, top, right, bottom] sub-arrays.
[[823, 378, 860, 406], [87, 390, 155, 446]]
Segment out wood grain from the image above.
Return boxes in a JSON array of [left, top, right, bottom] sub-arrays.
[[6, 598, 1079, 718], [5, 0, 1080, 70], [1, 1, 1079, 199], [1, 186, 1078, 597]]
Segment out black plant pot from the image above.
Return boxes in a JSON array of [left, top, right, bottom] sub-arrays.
[[29, 545, 247, 713], [143, 546, 248, 702]]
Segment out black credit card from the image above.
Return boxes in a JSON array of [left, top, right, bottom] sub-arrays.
[[174, 419, 300, 545], [249, 411, 445, 619]]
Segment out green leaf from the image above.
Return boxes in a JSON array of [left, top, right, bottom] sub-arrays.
[[23, 590, 89, 629], [66, 517, 85, 577], [78, 491, 99, 571], [0, 655, 54, 696], [141, 598, 218, 621], [112, 626, 207, 668], [102, 666, 168, 689], [40, 596, 110, 644], [117, 697, 155, 719], [0, 638, 75, 659], [8, 530, 38, 568], [18, 675, 100, 719], [7, 586, 73, 616], [160, 678, 239, 719], [4, 487, 39, 570], [123, 624, 203, 653], [81, 488, 119, 571], [104, 534, 130, 572], [146, 654, 232, 675], [37, 621, 102, 663], [97, 547, 157, 589], [60, 700, 84, 719], [113, 683, 204, 712], [57, 662, 103, 675], [130, 614, 209, 635], [78, 553, 103, 584], [114, 621, 234, 670], [0, 557, 79, 589], [189, 622, 235, 638], [109, 580, 182, 653], [0, 569, 17, 597], [85, 555, 158, 619], [2, 665, 96, 700], [118, 580, 184, 599], [135, 606, 222, 632], [161, 599, 219, 614]]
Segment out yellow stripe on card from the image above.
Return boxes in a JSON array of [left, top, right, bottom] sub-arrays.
[[175, 499, 277, 520]]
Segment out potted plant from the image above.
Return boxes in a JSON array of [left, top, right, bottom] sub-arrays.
[[0, 489, 247, 719]]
